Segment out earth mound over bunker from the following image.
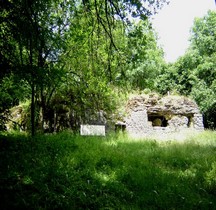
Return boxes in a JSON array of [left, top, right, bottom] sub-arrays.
[[124, 94, 204, 138]]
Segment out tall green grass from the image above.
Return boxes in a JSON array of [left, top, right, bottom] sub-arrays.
[[0, 130, 216, 209]]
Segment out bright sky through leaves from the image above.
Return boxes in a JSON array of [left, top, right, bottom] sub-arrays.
[[151, 0, 215, 63]]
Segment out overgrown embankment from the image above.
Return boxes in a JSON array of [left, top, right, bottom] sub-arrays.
[[1, 131, 216, 209]]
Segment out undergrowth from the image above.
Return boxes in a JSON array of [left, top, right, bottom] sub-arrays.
[[0, 130, 216, 209]]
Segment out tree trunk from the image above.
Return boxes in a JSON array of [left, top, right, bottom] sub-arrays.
[[30, 35, 35, 136], [31, 82, 35, 136]]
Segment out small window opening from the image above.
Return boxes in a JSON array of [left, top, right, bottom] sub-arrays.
[[115, 122, 126, 132], [187, 115, 193, 128], [148, 114, 168, 127]]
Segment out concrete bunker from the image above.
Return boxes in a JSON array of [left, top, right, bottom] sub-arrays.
[[123, 94, 204, 138]]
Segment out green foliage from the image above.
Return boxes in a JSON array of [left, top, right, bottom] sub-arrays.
[[156, 10, 216, 128], [125, 20, 165, 90], [0, 0, 73, 135], [191, 11, 216, 56], [186, 11, 216, 128], [0, 0, 169, 134], [1, 131, 216, 209], [156, 51, 200, 95], [205, 162, 216, 189], [0, 74, 30, 130]]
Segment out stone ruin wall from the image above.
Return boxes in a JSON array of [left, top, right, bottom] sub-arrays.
[[125, 107, 148, 137], [124, 95, 204, 138]]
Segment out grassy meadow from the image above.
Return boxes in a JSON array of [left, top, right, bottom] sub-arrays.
[[1, 130, 216, 209]]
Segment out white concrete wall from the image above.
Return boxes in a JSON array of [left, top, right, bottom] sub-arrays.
[[80, 125, 105, 136]]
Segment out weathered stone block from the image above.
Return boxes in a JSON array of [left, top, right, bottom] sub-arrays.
[[125, 108, 148, 134], [193, 114, 204, 130], [80, 125, 105, 136]]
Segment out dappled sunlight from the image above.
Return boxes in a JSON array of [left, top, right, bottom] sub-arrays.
[[178, 168, 197, 179], [205, 161, 216, 187], [94, 170, 118, 185], [104, 139, 119, 147], [0, 0, 215, 208], [158, 164, 197, 180], [129, 130, 206, 143], [1, 131, 216, 209], [120, 130, 216, 149]]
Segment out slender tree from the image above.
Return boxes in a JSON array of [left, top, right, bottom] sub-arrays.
[[0, 0, 169, 134]]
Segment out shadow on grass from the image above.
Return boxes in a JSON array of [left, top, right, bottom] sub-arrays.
[[0, 131, 216, 209]]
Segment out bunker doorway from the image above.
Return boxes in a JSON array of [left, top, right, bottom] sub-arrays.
[[148, 114, 168, 127]]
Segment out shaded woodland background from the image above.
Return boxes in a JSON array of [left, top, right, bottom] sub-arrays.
[[0, 0, 215, 135], [1, 2, 216, 209]]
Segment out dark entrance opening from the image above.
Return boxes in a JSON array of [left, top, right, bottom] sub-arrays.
[[115, 122, 126, 132], [187, 115, 193, 128], [148, 114, 168, 127]]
